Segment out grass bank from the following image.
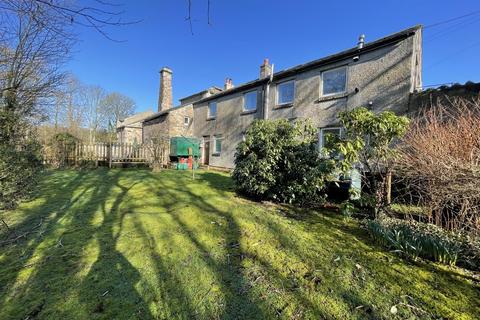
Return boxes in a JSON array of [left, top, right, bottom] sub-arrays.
[[0, 169, 478, 319]]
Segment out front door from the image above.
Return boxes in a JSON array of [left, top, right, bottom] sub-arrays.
[[203, 137, 210, 165]]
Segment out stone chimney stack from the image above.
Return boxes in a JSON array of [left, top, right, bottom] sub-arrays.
[[224, 78, 234, 90], [158, 67, 173, 112], [260, 58, 272, 79]]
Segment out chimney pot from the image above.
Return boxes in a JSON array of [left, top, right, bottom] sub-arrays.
[[357, 34, 365, 49], [260, 58, 272, 79], [158, 67, 173, 111], [224, 78, 234, 90]]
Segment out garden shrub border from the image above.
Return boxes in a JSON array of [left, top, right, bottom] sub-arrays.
[[366, 217, 479, 270]]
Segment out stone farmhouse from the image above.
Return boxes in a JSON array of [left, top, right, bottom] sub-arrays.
[[117, 25, 422, 169]]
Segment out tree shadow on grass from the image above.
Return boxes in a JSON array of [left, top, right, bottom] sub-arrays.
[[77, 176, 155, 319], [129, 216, 198, 319], [141, 171, 268, 319], [0, 170, 101, 315], [258, 204, 480, 318], [193, 171, 480, 318], [0, 170, 155, 319]]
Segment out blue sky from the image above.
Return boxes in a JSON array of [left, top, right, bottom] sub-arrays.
[[68, 0, 480, 113]]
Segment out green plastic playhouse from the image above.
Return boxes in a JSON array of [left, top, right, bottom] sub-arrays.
[[170, 137, 200, 170]]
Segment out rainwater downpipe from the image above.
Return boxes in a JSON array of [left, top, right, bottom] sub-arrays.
[[263, 64, 274, 120]]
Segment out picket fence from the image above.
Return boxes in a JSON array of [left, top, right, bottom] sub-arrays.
[[47, 142, 154, 167]]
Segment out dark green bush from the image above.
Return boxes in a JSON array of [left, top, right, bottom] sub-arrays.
[[48, 132, 79, 167], [0, 110, 43, 211], [367, 217, 479, 270], [232, 119, 335, 205], [0, 140, 42, 211]]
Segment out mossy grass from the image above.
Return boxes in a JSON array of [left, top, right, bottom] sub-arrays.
[[0, 169, 478, 319]]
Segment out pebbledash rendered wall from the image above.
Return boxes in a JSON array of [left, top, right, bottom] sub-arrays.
[[193, 26, 422, 169]]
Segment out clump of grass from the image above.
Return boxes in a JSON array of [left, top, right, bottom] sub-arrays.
[[389, 203, 427, 216]]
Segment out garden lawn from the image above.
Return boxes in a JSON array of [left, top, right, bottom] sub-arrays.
[[0, 169, 479, 319]]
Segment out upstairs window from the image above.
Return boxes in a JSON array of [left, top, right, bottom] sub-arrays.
[[214, 134, 223, 154], [277, 80, 295, 105], [321, 67, 347, 96], [243, 91, 257, 111], [208, 101, 217, 118], [184, 116, 190, 126]]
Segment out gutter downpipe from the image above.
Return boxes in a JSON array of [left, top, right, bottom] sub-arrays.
[[263, 64, 274, 120]]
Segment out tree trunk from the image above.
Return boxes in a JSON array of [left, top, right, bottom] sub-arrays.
[[385, 170, 392, 205]]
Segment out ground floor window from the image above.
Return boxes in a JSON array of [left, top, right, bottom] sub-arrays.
[[214, 134, 223, 154], [319, 127, 342, 157]]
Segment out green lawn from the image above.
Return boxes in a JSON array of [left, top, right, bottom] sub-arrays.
[[0, 169, 479, 319]]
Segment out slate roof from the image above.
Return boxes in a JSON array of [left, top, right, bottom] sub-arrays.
[[193, 25, 422, 105], [116, 110, 155, 129]]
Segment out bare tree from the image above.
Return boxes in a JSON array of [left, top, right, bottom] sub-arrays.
[[144, 127, 170, 172], [0, 0, 140, 42], [80, 84, 106, 143], [45, 75, 88, 138], [0, 1, 72, 127], [0, 0, 136, 231], [100, 92, 135, 132]]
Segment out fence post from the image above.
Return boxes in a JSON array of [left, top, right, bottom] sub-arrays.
[[95, 143, 99, 168], [74, 143, 78, 167], [108, 143, 112, 168]]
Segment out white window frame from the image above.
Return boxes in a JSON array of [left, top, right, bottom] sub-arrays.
[[319, 127, 343, 151], [208, 101, 217, 118], [213, 134, 223, 154], [184, 116, 190, 126], [320, 66, 348, 97], [276, 79, 295, 106], [243, 90, 257, 112]]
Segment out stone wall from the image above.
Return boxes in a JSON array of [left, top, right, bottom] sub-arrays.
[[168, 104, 194, 137], [117, 125, 143, 144], [143, 105, 194, 143], [143, 114, 169, 143]]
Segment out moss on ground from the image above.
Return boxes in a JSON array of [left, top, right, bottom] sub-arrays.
[[0, 169, 478, 319]]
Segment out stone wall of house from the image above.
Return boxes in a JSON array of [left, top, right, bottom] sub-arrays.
[[117, 126, 143, 144], [168, 105, 194, 137], [193, 29, 422, 168], [143, 114, 169, 143], [142, 105, 194, 142], [125, 127, 143, 144]]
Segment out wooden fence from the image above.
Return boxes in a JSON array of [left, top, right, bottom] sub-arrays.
[[45, 142, 154, 167]]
